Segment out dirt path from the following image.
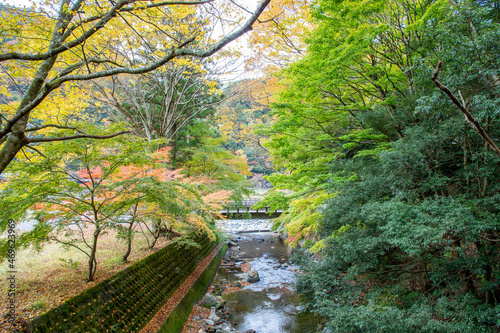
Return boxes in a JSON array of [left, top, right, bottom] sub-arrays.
[[140, 244, 222, 333]]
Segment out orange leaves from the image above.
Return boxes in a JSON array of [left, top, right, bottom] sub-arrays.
[[93, 145, 226, 236], [113, 165, 148, 181], [201, 190, 233, 221], [151, 147, 172, 163], [76, 167, 103, 183], [112, 147, 180, 183], [149, 168, 183, 182], [202, 190, 233, 204], [202, 190, 233, 210], [33, 203, 46, 210], [114, 162, 183, 186]]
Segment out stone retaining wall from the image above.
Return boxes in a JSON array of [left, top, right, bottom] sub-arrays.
[[156, 244, 227, 333], [29, 234, 217, 332]]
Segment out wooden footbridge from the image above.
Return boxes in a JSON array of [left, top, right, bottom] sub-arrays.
[[220, 199, 284, 219]]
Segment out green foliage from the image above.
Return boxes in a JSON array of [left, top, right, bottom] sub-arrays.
[[265, 0, 500, 330], [184, 136, 252, 201], [171, 235, 203, 249]]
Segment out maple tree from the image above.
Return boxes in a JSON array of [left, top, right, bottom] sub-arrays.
[[0, 0, 271, 174], [0, 132, 148, 281], [112, 147, 234, 251], [0, 129, 234, 281], [106, 148, 234, 258]]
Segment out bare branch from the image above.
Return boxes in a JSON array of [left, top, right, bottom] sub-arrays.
[[25, 145, 47, 158], [431, 61, 500, 158], [182, 0, 271, 58], [26, 124, 78, 133], [28, 131, 131, 143]]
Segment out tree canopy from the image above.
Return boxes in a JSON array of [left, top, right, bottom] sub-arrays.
[[3, 0, 500, 330], [259, 0, 500, 330], [0, 0, 271, 174]]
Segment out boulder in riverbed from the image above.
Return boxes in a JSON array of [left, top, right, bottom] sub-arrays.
[[216, 322, 233, 332], [209, 308, 220, 322], [246, 270, 260, 283], [215, 296, 225, 309], [200, 293, 222, 309]]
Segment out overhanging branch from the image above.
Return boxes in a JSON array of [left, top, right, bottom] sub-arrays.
[[0, 0, 270, 141], [431, 61, 500, 158], [28, 131, 131, 143], [0, 0, 215, 63], [26, 124, 78, 133]]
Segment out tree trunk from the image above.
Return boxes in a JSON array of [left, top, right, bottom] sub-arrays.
[[121, 223, 134, 263], [149, 219, 162, 250], [149, 234, 158, 250], [0, 54, 58, 173], [122, 203, 138, 262], [87, 229, 101, 282]]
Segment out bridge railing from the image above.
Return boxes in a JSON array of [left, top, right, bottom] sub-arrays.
[[220, 199, 282, 214]]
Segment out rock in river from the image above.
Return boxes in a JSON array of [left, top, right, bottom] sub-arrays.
[[209, 308, 220, 322], [200, 293, 222, 309], [246, 270, 260, 283]]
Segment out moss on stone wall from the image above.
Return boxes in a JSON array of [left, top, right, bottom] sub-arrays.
[[30, 235, 217, 333], [157, 244, 227, 333]]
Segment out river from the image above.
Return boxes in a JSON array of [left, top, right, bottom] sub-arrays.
[[213, 219, 322, 333]]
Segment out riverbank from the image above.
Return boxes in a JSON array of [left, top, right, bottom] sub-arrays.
[[182, 230, 322, 333]]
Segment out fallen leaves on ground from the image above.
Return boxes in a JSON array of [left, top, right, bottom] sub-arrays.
[[0, 230, 170, 332], [140, 245, 222, 333]]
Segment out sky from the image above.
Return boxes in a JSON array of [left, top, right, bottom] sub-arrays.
[[3, 0, 31, 7]]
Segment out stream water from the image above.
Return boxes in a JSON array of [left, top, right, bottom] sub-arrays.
[[215, 219, 321, 333]]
